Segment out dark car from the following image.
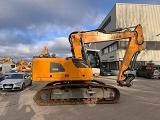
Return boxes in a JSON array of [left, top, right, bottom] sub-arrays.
[[136, 65, 160, 79], [0, 72, 5, 82], [100, 68, 113, 76]]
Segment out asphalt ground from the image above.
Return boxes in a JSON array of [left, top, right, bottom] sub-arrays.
[[0, 76, 160, 120]]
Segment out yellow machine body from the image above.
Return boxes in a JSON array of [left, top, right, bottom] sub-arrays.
[[32, 57, 93, 82]]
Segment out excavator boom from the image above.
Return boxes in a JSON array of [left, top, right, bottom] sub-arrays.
[[69, 24, 143, 86]]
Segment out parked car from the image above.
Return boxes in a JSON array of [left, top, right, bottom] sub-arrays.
[[0, 72, 5, 82], [0, 72, 32, 91], [100, 68, 113, 76], [136, 65, 160, 79]]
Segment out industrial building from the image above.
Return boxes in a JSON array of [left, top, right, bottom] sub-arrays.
[[88, 3, 160, 74]]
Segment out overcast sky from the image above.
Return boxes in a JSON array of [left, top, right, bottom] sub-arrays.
[[0, 0, 160, 61]]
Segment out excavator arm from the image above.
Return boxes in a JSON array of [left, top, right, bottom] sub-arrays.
[[69, 24, 144, 87]]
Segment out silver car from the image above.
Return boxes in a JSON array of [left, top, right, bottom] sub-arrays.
[[0, 72, 32, 91]]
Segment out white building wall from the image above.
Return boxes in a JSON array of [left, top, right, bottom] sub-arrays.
[[116, 3, 160, 41], [116, 3, 160, 62], [99, 3, 160, 63]]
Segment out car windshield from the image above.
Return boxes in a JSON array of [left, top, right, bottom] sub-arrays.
[[5, 74, 24, 79]]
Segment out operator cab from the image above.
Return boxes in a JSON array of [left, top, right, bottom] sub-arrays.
[[86, 49, 101, 76]]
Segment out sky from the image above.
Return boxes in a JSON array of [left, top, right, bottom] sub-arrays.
[[0, 0, 160, 62]]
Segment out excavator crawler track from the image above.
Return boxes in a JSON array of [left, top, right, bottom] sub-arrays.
[[34, 80, 120, 106]]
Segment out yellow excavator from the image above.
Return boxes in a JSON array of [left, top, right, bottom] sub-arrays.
[[31, 24, 144, 106], [16, 59, 32, 72], [39, 45, 51, 58], [0, 57, 14, 64]]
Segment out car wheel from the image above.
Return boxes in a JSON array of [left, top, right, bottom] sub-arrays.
[[29, 81, 32, 86], [21, 83, 25, 90], [136, 72, 140, 77], [147, 74, 151, 79]]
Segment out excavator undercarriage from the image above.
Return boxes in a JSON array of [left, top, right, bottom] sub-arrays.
[[34, 80, 120, 106]]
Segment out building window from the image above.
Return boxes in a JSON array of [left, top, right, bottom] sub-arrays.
[[119, 41, 129, 49], [102, 47, 108, 55], [102, 42, 118, 55], [104, 47, 109, 54], [109, 61, 119, 70], [119, 41, 160, 50], [113, 43, 118, 51], [146, 41, 160, 50]]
